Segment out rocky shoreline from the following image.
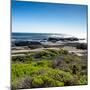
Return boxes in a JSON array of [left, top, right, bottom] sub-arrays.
[[12, 37, 87, 50]]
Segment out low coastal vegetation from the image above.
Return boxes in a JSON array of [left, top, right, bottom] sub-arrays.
[[12, 49, 87, 89]]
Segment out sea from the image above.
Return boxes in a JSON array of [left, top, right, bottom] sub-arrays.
[[12, 32, 87, 43], [12, 33, 70, 41]]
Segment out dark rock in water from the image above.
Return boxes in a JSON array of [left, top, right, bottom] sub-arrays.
[[28, 41, 42, 45], [43, 38, 47, 40], [59, 37, 79, 41], [28, 41, 42, 49], [48, 37, 59, 42], [40, 38, 47, 42], [64, 37, 79, 41], [79, 38, 85, 40], [15, 41, 42, 47], [59, 38, 65, 41], [15, 41, 29, 46], [48, 37, 79, 42]]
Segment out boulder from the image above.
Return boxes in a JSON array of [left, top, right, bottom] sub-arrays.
[[76, 43, 87, 50], [15, 41, 42, 47], [48, 37, 79, 42], [48, 37, 59, 42]]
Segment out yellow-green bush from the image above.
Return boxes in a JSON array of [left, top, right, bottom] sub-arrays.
[[58, 49, 68, 55], [12, 55, 34, 63], [12, 49, 87, 89], [79, 75, 87, 85]]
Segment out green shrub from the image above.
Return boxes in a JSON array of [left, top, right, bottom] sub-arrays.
[[12, 62, 51, 84], [47, 49, 59, 55], [12, 56, 24, 62], [63, 55, 80, 64], [34, 51, 50, 58], [32, 75, 64, 87], [47, 69, 73, 82], [14, 75, 64, 89], [64, 59, 70, 63], [52, 81, 64, 87], [58, 49, 68, 55], [70, 64, 81, 74], [41, 75, 64, 87], [64, 55, 73, 61], [12, 55, 33, 63], [36, 60, 52, 67], [32, 76, 44, 88], [74, 57, 81, 61], [79, 75, 87, 85], [34, 49, 61, 59], [81, 64, 87, 70], [12, 49, 87, 88]]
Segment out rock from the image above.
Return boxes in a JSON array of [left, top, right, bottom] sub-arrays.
[[28, 41, 42, 45], [15, 41, 29, 46], [64, 37, 79, 41], [28, 41, 42, 49], [48, 37, 79, 42], [48, 37, 59, 42], [14, 41, 42, 47], [76, 43, 87, 50]]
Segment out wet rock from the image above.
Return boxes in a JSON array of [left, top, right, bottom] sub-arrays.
[[48, 37, 79, 42], [14, 41, 42, 47]]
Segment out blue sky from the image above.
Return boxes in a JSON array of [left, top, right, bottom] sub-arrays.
[[12, 0, 87, 38]]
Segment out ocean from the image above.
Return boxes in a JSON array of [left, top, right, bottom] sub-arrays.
[[12, 32, 87, 43], [12, 32, 70, 41]]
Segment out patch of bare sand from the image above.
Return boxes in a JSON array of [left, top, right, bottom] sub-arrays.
[[12, 46, 87, 57]]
